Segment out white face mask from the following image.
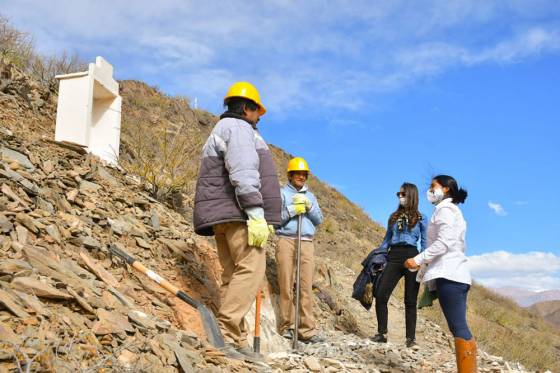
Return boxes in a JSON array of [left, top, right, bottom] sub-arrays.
[[427, 188, 445, 204], [399, 197, 407, 206]]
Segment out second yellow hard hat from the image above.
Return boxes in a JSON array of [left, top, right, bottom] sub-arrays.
[[287, 157, 310, 173], [224, 82, 266, 115]]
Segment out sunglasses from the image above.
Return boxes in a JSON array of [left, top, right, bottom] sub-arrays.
[[396, 192, 406, 197]]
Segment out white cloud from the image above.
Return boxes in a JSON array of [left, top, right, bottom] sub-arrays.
[[514, 200, 529, 206], [469, 251, 560, 291], [392, 28, 560, 84], [488, 201, 507, 216], [140, 35, 215, 67]]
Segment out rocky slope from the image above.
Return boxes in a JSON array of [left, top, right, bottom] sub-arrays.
[[0, 58, 547, 372]]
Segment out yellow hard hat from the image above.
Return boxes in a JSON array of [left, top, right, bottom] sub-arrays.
[[287, 157, 310, 173], [224, 82, 266, 115]]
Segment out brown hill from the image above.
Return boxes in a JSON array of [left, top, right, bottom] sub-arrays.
[[528, 300, 560, 329]]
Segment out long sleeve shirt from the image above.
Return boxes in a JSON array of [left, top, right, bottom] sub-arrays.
[[379, 213, 428, 251], [413, 198, 472, 285]]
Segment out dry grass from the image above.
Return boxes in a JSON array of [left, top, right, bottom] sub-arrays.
[[121, 117, 202, 200], [119, 81, 210, 204]]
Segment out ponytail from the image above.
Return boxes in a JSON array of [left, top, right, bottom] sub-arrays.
[[455, 188, 468, 204]]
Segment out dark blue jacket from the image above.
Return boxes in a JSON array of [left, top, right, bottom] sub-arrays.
[[352, 247, 388, 310]]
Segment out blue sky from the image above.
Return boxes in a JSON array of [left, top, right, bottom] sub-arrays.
[[3, 0, 560, 291]]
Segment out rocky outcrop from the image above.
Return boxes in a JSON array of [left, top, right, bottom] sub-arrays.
[[0, 132, 236, 372]]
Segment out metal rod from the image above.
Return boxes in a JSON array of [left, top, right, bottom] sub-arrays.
[[292, 214, 303, 350]]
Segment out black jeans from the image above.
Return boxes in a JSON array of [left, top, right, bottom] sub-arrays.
[[375, 245, 420, 339]]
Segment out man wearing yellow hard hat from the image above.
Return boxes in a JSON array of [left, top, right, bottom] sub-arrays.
[[276, 157, 324, 343], [194, 82, 281, 361]]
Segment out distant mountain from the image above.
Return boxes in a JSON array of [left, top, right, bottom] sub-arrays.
[[490, 287, 560, 307], [528, 300, 560, 329]]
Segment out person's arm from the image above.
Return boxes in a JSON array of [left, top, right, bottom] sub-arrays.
[[280, 191, 293, 226], [419, 214, 428, 251], [306, 193, 323, 226], [379, 221, 393, 251], [223, 124, 263, 214], [413, 207, 455, 265]]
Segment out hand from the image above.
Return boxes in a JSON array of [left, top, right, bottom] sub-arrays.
[[293, 194, 312, 211], [293, 203, 307, 215], [404, 258, 420, 270], [247, 218, 270, 248]]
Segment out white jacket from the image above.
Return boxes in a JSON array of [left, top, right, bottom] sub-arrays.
[[414, 198, 472, 285]]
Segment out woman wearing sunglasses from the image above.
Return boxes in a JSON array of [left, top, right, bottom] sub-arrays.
[[372, 182, 427, 347]]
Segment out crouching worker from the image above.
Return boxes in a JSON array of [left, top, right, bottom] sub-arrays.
[[275, 157, 324, 344], [193, 82, 281, 361]]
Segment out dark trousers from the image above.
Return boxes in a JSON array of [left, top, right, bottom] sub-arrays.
[[375, 245, 420, 339], [436, 278, 472, 340]]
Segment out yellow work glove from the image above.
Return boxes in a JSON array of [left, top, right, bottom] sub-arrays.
[[293, 194, 312, 211], [245, 207, 269, 248], [247, 218, 269, 248], [293, 203, 307, 215]]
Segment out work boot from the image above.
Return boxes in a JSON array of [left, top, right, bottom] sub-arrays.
[[370, 334, 387, 343], [282, 329, 294, 340], [405, 338, 417, 348], [454, 337, 477, 373], [299, 334, 325, 344]]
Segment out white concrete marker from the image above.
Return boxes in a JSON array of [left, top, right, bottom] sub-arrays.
[[55, 56, 122, 165]]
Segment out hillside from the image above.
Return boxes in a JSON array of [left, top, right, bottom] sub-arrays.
[[491, 287, 560, 307], [528, 300, 560, 329], [1, 19, 559, 371]]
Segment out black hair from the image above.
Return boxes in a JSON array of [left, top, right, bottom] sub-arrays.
[[224, 97, 259, 116], [433, 175, 468, 204]]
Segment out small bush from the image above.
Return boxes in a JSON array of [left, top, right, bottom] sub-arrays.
[[0, 15, 34, 68], [122, 119, 202, 201]]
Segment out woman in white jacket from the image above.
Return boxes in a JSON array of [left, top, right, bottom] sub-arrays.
[[404, 175, 476, 373]]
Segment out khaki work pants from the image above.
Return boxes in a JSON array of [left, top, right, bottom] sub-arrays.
[[214, 222, 266, 347], [276, 236, 316, 339]]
